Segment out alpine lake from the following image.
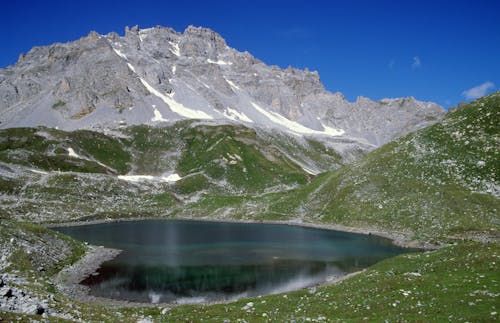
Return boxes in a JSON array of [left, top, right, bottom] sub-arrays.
[[54, 220, 415, 304]]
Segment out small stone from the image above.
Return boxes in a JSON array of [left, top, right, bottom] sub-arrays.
[[1, 287, 13, 298], [23, 304, 38, 315], [241, 302, 254, 311]]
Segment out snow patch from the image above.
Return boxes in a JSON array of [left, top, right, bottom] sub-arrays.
[[118, 175, 155, 182], [138, 28, 154, 42], [67, 148, 81, 158], [301, 165, 319, 175], [140, 77, 213, 120], [232, 153, 243, 162], [168, 41, 180, 56], [151, 105, 168, 122], [322, 124, 346, 136], [226, 153, 242, 165], [207, 58, 232, 66], [126, 63, 136, 73], [251, 102, 344, 137], [118, 173, 182, 183], [29, 169, 48, 175], [112, 48, 127, 60], [139, 27, 154, 34], [66, 148, 116, 172], [207, 137, 225, 152], [224, 77, 241, 90], [162, 173, 182, 182], [223, 107, 253, 123]]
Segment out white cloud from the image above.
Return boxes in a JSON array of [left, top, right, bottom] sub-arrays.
[[462, 81, 495, 100], [412, 56, 421, 69]]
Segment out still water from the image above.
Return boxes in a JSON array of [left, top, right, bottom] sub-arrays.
[[55, 220, 412, 304]]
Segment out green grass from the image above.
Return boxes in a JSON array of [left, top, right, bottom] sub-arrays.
[[0, 220, 86, 276], [51, 99, 66, 110], [68, 130, 131, 173], [176, 124, 308, 192], [0, 122, 320, 222], [122, 124, 185, 174], [0, 127, 127, 174], [257, 131, 346, 171], [153, 242, 500, 321]]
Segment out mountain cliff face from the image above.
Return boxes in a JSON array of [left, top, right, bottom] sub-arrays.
[[0, 25, 444, 152]]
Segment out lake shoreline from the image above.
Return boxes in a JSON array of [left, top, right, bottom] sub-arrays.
[[49, 216, 441, 307]]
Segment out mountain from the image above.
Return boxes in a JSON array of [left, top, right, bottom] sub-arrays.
[[0, 25, 444, 158]]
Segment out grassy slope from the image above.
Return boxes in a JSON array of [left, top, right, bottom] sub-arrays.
[[0, 220, 85, 276], [261, 93, 499, 240], [0, 127, 128, 174], [0, 122, 323, 222], [162, 242, 499, 322]]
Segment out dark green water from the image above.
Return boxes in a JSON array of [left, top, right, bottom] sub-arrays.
[[55, 220, 413, 304]]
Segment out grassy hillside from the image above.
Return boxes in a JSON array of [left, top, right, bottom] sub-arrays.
[[0, 122, 346, 222], [161, 241, 499, 322], [0, 127, 129, 174], [262, 92, 499, 240]]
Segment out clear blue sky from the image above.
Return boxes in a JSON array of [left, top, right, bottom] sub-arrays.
[[1, 0, 499, 108]]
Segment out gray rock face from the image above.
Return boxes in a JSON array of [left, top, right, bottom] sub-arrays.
[[0, 25, 445, 149]]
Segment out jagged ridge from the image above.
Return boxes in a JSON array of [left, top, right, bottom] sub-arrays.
[[0, 25, 444, 157]]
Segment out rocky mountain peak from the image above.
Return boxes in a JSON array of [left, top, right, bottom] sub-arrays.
[[183, 25, 227, 45], [0, 25, 445, 153]]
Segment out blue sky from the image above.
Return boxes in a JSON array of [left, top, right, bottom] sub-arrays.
[[1, 0, 499, 108]]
